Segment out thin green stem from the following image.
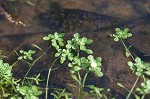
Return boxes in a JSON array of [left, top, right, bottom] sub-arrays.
[[12, 60, 20, 67], [82, 72, 89, 87], [45, 57, 59, 99], [141, 94, 145, 99], [22, 53, 45, 86], [77, 72, 89, 99], [121, 39, 140, 99], [126, 77, 139, 99], [78, 72, 81, 85], [22, 46, 51, 86], [121, 39, 134, 60]]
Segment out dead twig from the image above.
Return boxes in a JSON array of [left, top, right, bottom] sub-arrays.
[[0, 5, 27, 27]]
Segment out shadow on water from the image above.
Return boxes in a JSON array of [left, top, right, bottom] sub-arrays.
[[38, 8, 122, 33]]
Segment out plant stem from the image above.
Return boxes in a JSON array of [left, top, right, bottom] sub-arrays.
[[22, 53, 45, 86], [141, 94, 145, 99], [77, 72, 89, 99], [121, 40, 140, 99], [82, 72, 89, 88], [126, 77, 139, 99], [22, 46, 50, 86], [121, 39, 134, 60], [45, 57, 59, 99], [12, 60, 19, 67]]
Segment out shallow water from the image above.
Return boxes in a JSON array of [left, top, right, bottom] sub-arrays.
[[0, 0, 150, 98]]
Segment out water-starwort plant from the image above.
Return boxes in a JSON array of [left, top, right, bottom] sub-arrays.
[[111, 28, 132, 42], [111, 28, 150, 99], [43, 32, 104, 99], [0, 50, 43, 99], [18, 50, 36, 61]]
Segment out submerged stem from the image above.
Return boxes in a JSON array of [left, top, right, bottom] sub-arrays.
[[121, 39, 140, 99], [22, 46, 50, 86], [45, 57, 59, 99], [77, 72, 89, 99], [126, 77, 139, 99], [121, 39, 134, 60], [22, 53, 45, 86]]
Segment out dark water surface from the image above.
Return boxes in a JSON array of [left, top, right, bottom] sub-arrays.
[[0, 0, 150, 98]]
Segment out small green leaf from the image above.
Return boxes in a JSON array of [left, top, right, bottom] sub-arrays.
[[117, 83, 125, 88], [74, 33, 80, 38], [3, 93, 10, 97], [124, 28, 129, 32], [115, 28, 121, 31], [70, 70, 75, 74], [67, 84, 77, 88], [88, 55, 94, 60], [144, 71, 150, 76], [71, 75, 80, 84], [82, 63, 89, 70], [125, 50, 130, 57], [55, 53, 60, 57], [96, 57, 102, 62], [32, 44, 43, 52], [137, 67, 143, 72], [135, 57, 141, 63], [23, 56, 27, 59], [66, 44, 71, 49], [87, 39, 93, 44], [43, 37, 50, 40], [127, 33, 132, 37], [128, 61, 133, 66], [94, 67, 103, 77], [114, 37, 119, 42], [136, 71, 142, 76], [58, 41, 64, 46], [134, 94, 140, 99], [20, 50, 24, 53], [73, 66, 81, 71], [26, 0, 35, 6], [86, 49, 93, 54], [19, 86, 28, 95], [80, 45, 86, 50], [59, 33, 65, 37], [80, 41, 85, 46], [96, 72, 103, 77], [68, 55, 73, 61], [48, 34, 52, 37], [68, 63, 73, 67], [18, 56, 23, 60]]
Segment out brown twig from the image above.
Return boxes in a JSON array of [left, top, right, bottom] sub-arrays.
[[0, 5, 27, 27]]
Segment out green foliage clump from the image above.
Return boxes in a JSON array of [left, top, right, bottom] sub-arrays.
[[68, 55, 103, 77], [136, 78, 150, 95], [19, 85, 42, 99], [128, 57, 150, 77], [43, 32, 105, 99], [18, 50, 36, 60], [43, 32, 103, 77], [111, 28, 132, 42], [0, 60, 12, 79]]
